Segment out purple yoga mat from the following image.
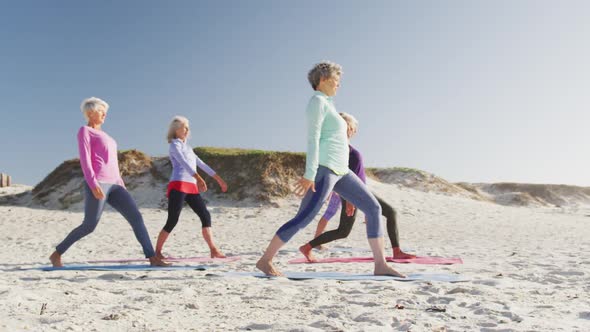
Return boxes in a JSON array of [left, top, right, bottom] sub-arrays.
[[288, 256, 463, 265], [88, 256, 241, 264]]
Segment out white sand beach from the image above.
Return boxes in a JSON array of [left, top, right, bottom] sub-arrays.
[[1, 179, 589, 331]]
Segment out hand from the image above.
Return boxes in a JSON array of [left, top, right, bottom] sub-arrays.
[[214, 175, 228, 192], [91, 186, 105, 200], [294, 177, 315, 197], [194, 174, 208, 193], [197, 178, 208, 193], [345, 201, 355, 216]]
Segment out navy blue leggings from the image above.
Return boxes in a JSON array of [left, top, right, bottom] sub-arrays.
[[56, 183, 155, 258]]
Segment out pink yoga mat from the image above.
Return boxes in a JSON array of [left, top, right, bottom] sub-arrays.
[[288, 256, 463, 265], [88, 256, 241, 264]]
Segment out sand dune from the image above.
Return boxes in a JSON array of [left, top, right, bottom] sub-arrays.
[[6, 148, 590, 211]]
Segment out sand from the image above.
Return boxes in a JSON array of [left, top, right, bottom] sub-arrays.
[[1, 179, 589, 331]]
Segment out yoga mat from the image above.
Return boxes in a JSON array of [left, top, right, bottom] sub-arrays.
[[280, 247, 370, 254], [282, 247, 414, 253], [209, 271, 469, 282], [35, 264, 215, 272], [288, 256, 463, 265], [88, 256, 241, 264]]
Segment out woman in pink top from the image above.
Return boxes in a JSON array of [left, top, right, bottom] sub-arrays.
[[49, 97, 169, 267]]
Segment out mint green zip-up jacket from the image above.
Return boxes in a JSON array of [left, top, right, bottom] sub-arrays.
[[303, 91, 350, 181]]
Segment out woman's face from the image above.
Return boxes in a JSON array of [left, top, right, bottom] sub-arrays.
[[320, 75, 341, 96], [88, 108, 106, 126], [175, 123, 189, 141], [346, 123, 357, 139]]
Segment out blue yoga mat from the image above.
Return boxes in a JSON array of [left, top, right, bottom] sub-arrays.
[[210, 271, 469, 282], [35, 264, 215, 272]]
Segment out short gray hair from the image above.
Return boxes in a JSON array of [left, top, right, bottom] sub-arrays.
[[339, 112, 358, 132], [307, 61, 342, 90], [80, 97, 109, 121], [167, 115, 190, 143]]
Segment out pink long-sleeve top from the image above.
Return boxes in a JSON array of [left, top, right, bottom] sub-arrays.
[[77, 126, 125, 190]]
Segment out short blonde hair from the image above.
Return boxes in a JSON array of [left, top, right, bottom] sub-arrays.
[[167, 115, 190, 143], [80, 97, 109, 121], [307, 61, 342, 90], [339, 112, 358, 132]]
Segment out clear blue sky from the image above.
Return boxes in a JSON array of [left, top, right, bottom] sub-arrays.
[[1, 1, 589, 186]]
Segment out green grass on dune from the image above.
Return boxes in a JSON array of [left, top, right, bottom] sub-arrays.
[[366, 166, 428, 175], [194, 146, 305, 157]]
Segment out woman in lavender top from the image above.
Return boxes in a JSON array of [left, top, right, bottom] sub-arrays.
[[49, 97, 168, 267], [155, 116, 228, 259]]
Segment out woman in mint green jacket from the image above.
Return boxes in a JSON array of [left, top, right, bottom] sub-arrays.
[[256, 61, 405, 278]]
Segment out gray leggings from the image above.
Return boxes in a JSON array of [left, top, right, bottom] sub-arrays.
[[276, 166, 383, 242], [55, 183, 155, 258]]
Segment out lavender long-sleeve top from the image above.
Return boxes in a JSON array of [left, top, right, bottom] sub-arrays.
[[169, 138, 216, 183], [77, 126, 125, 190]]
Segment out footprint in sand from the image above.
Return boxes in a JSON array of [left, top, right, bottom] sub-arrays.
[[427, 296, 455, 304], [535, 305, 554, 309], [97, 273, 131, 281], [477, 322, 497, 328], [446, 287, 483, 295], [550, 270, 584, 276], [472, 279, 501, 287], [337, 288, 364, 295], [473, 308, 522, 323], [133, 296, 153, 303], [353, 312, 387, 326], [243, 323, 273, 330], [39, 317, 66, 324], [391, 317, 414, 330], [349, 300, 380, 307]]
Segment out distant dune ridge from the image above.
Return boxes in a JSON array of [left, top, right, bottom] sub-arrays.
[[367, 167, 590, 207], [3, 147, 590, 209]]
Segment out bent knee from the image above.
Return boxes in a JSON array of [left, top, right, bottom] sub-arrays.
[[381, 205, 395, 218], [369, 201, 382, 217]]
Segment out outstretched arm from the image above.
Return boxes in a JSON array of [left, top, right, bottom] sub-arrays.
[[195, 154, 227, 192], [212, 174, 227, 192]]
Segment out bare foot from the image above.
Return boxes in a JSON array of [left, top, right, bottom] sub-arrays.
[[393, 247, 416, 259], [374, 264, 405, 278], [393, 252, 416, 259], [149, 256, 172, 267], [299, 244, 317, 262], [49, 251, 63, 267], [256, 259, 283, 276], [155, 252, 166, 260], [210, 248, 226, 258]]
